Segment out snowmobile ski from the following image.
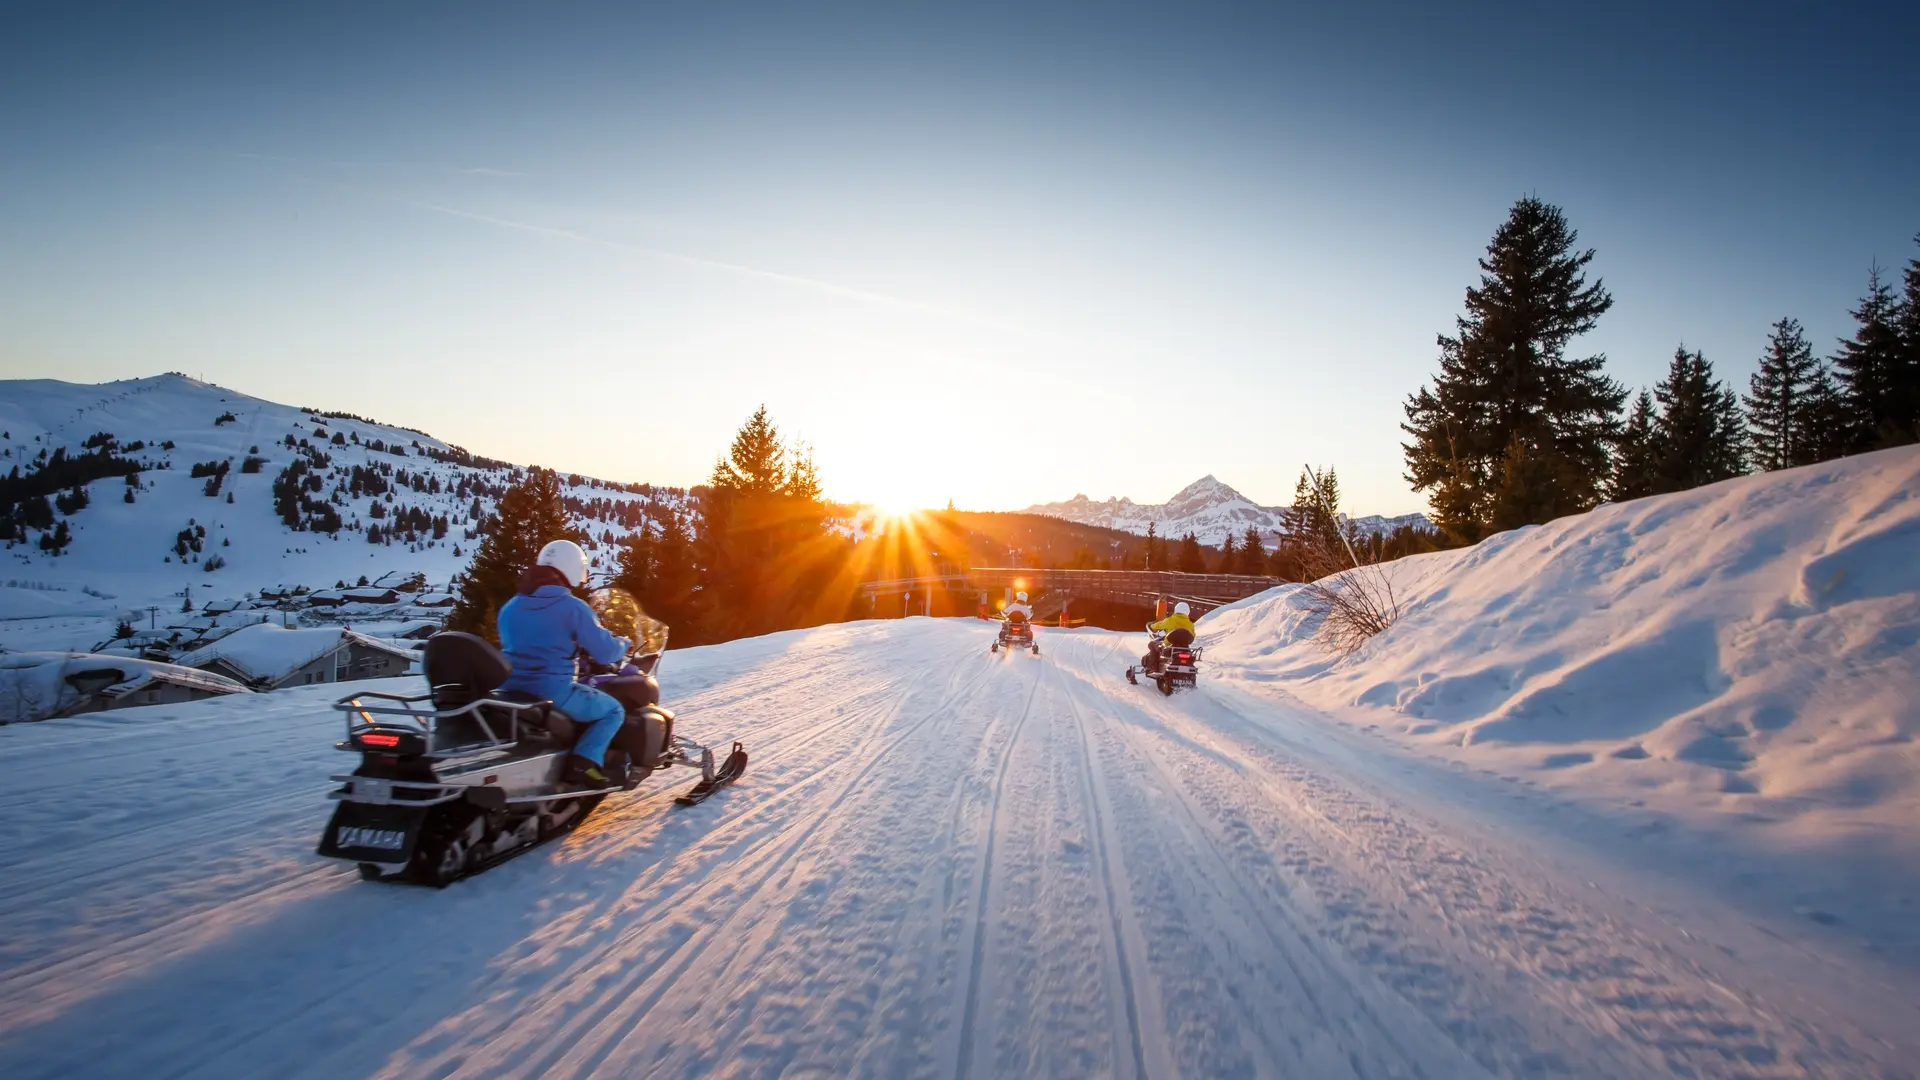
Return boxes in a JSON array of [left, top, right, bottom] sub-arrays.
[[676, 742, 749, 806]]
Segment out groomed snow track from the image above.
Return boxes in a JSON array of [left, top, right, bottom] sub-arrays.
[[1, 619, 1916, 1079]]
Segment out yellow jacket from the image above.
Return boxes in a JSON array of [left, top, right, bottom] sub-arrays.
[[1150, 612, 1195, 636]]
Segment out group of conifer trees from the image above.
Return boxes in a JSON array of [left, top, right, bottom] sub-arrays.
[[449, 407, 838, 646], [1403, 198, 1920, 545]]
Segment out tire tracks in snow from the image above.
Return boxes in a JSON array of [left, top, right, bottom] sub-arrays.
[[441, 648, 1009, 1080], [952, 657, 1047, 1080], [1160, 678, 1890, 1077], [1056, 636, 1158, 1080], [1061, 640, 1475, 1078]]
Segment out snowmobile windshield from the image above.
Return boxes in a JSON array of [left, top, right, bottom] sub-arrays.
[[589, 588, 670, 656]]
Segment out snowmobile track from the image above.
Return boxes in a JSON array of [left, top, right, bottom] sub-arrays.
[[6, 620, 1919, 1079], [1059, 640, 1156, 1080], [508, 651, 1010, 1080], [953, 659, 1047, 1080]]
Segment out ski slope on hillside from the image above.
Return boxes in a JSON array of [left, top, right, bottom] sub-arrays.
[[2, 619, 1915, 1079], [0, 374, 681, 615]]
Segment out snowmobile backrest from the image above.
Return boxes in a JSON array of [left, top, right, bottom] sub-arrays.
[[423, 632, 513, 711], [1164, 628, 1195, 648], [1006, 610, 1028, 624]]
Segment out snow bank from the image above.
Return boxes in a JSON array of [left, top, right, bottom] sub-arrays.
[[1201, 446, 1920, 832]]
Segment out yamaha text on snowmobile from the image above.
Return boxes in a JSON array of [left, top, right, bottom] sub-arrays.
[[1126, 625, 1200, 695], [316, 590, 748, 886]]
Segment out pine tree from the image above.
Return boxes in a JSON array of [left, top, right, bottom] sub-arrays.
[[1283, 466, 1343, 551], [1175, 532, 1206, 573], [1800, 362, 1852, 464], [1895, 235, 1920, 443], [1237, 526, 1266, 575], [1144, 521, 1166, 571], [699, 408, 833, 640], [1215, 533, 1238, 574], [1402, 197, 1624, 543], [1610, 390, 1659, 500], [709, 406, 787, 495], [1832, 265, 1913, 450], [1648, 348, 1747, 494], [1743, 318, 1820, 471], [446, 467, 579, 641], [611, 521, 655, 599]]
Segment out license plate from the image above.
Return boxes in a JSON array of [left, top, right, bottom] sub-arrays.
[[353, 779, 393, 801], [336, 826, 406, 851]]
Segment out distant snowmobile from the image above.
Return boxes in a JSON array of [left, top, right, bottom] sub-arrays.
[[1126, 624, 1200, 695], [991, 605, 1040, 656], [317, 590, 747, 886]]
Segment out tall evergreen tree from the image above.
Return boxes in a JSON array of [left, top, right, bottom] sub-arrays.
[[1743, 318, 1820, 471], [447, 467, 578, 641], [1144, 521, 1166, 571], [1895, 236, 1920, 442], [1273, 466, 1346, 579], [1237, 525, 1267, 576], [1832, 265, 1913, 450], [699, 408, 834, 640], [1403, 197, 1625, 543], [1649, 348, 1747, 494], [1800, 362, 1852, 465], [1175, 532, 1206, 574], [1215, 532, 1238, 574], [1610, 391, 1659, 500]]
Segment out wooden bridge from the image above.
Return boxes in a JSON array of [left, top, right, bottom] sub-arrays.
[[857, 567, 1283, 616]]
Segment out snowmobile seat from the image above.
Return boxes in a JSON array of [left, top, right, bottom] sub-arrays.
[[490, 689, 577, 745], [1006, 610, 1028, 625], [422, 632, 573, 747], [1164, 628, 1195, 648]]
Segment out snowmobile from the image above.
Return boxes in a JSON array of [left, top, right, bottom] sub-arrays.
[[991, 610, 1039, 655], [1126, 625, 1200, 695], [316, 590, 748, 886]]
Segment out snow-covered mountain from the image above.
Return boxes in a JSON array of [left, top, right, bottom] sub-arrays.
[[1022, 475, 1430, 546], [0, 374, 686, 619]]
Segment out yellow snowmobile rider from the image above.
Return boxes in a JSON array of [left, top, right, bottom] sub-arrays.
[[1144, 602, 1195, 672], [1149, 603, 1195, 639]]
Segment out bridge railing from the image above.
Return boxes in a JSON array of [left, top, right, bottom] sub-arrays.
[[965, 567, 1282, 602]]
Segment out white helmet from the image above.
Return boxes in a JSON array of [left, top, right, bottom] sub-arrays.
[[1173, 602, 1191, 617], [536, 539, 589, 588], [1016, 591, 1028, 603]]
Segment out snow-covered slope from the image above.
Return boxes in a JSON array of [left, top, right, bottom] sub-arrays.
[[1024, 474, 1430, 546], [0, 374, 683, 616], [2, 619, 1915, 1077], [1201, 445, 1920, 836]]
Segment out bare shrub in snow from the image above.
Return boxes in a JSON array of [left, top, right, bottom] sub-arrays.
[[1290, 465, 1401, 657], [1300, 565, 1401, 657]]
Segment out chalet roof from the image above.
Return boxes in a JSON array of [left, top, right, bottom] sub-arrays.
[[175, 624, 414, 684]]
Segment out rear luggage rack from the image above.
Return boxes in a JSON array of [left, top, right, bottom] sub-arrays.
[[334, 688, 552, 759]]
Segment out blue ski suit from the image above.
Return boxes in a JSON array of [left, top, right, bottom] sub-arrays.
[[496, 584, 630, 766]]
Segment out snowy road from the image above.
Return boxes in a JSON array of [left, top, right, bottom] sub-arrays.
[[2, 619, 1916, 1079]]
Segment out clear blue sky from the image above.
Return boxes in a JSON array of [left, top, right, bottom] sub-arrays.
[[2, 1, 1914, 514]]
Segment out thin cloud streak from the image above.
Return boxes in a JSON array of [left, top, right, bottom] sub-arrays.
[[398, 195, 1040, 339]]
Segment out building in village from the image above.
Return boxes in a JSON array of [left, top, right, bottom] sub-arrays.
[[0, 652, 253, 723], [176, 624, 416, 689]]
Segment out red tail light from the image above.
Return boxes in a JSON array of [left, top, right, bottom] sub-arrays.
[[360, 732, 401, 748], [1175, 651, 1193, 662]]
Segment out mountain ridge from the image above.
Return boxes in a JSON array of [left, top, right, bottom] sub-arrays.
[[1023, 475, 1431, 546]]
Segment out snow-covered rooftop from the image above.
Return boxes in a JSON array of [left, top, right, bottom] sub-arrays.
[[0, 651, 252, 721], [174, 623, 414, 683]]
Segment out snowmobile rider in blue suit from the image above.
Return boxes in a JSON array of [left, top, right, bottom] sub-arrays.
[[496, 539, 632, 788]]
